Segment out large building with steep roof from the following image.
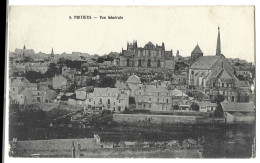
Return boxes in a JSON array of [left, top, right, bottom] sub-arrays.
[[119, 41, 175, 69], [188, 27, 250, 102], [191, 44, 203, 63]]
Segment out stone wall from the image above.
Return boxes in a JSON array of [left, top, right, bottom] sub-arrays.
[[113, 114, 225, 124]]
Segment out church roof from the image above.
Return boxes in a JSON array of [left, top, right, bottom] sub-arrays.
[[190, 56, 220, 69], [191, 44, 203, 54], [126, 74, 141, 84], [144, 42, 155, 50]]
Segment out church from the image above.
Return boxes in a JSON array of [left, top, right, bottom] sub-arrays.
[[188, 27, 250, 102], [119, 41, 175, 69]]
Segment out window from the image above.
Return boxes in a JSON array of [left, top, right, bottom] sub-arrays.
[[100, 99, 102, 103], [138, 59, 142, 67], [89, 99, 91, 102], [166, 99, 169, 103], [147, 59, 151, 67], [108, 99, 110, 104], [158, 92, 160, 95], [149, 104, 151, 108], [222, 83, 224, 87], [157, 98, 159, 103], [13, 88, 15, 91], [149, 98, 151, 101]]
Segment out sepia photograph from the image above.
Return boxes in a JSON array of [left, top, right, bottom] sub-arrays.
[[5, 4, 256, 159]]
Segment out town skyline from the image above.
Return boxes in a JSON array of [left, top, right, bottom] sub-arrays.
[[8, 6, 254, 62]]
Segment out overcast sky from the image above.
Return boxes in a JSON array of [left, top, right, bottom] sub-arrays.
[[8, 6, 254, 62]]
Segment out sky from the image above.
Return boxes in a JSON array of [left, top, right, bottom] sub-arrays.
[[8, 6, 255, 62]]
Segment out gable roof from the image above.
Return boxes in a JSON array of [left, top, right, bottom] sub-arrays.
[[170, 89, 188, 97], [144, 84, 168, 93], [144, 42, 155, 50], [191, 45, 203, 54], [190, 56, 220, 69], [237, 81, 250, 87], [90, 87, 118, 97], [221, 102, 255, 112], [10, 77, 30, 87]]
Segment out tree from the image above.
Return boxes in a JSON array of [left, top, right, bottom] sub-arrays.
[[191, 103, 199, 111], [129, 97, 136, 105], [23, 56, 33, 62], [214, 105, 224, 117], [93, 69, 99, 76], [214, 95, 225, 103], [24, 71, 44, 83], [98, 76, 116, 88], [44, 67, 60, 78], [86, 78, 96, 86], [97, 57, 105, 63], [173, 105, 179, 110]]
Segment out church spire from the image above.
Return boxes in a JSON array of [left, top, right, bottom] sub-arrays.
[[51, 47, 54, 57], [216, 26, 221, 56]]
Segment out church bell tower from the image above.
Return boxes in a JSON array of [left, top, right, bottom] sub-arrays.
[[216, 26, 221, 56]]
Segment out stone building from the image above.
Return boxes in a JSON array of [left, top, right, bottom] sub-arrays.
[[9, 77, 33, 105], [122, 74, 190, 111], [119, 41, 175, 69], [190, 44, 203, 64], [188, 27, 250, 102], [86, 87, 129, 112]]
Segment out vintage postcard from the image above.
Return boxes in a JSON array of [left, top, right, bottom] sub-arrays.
[[5, 5, 255, 159]]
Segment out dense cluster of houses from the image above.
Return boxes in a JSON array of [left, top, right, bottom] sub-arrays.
[[9, 28, 254, 122]]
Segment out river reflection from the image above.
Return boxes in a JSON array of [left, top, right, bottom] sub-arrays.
[[9, 122, 255, 158], [98, 124, 255, 158]]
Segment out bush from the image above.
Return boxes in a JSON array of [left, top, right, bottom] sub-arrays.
[[129, 97, 136, 104], [191, 103, 199, 111], [173, 105, 179, 110]]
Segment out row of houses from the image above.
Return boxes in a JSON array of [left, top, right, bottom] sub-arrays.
[[9, 77, 57, 105], [10, 62, 49, 74]]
